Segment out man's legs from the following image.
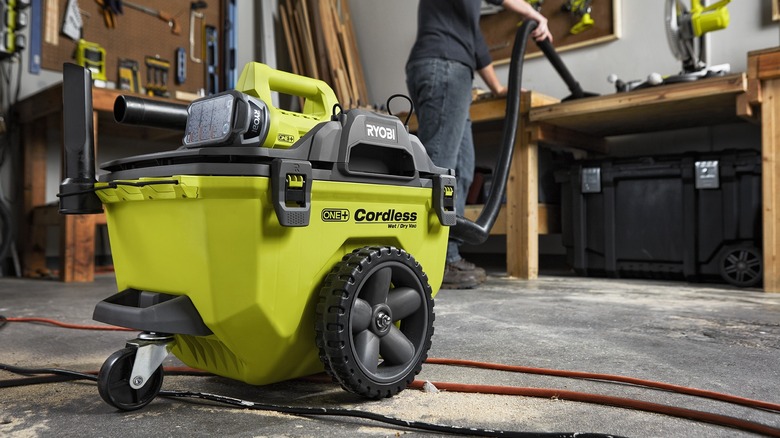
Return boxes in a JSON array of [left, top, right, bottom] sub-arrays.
[[406, 59, 486, 288]]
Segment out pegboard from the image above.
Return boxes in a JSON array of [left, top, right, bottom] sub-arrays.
[[481, 0, 620, 64], [40, 0, 224, 96]]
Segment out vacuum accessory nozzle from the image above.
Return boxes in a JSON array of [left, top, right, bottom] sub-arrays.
[[58, 63, 103, 215], [183, 90, 270, 148]]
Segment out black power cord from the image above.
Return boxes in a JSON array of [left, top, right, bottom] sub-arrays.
[[0, 363, 623, 438]]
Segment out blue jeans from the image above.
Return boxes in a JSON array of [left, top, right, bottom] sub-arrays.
[[406, 58, 474, 263]]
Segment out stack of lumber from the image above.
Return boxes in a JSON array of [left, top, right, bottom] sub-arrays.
[[279, 0, 370, 107]]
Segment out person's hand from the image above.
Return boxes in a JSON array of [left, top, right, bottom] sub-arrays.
[[531, 17, 553, 43], [494, 85, 508, 97]]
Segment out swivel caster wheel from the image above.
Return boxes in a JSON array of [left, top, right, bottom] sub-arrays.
[[316, 246, 434, 399], [97, 347, 164, 411]]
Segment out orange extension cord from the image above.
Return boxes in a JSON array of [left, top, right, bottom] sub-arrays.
[[3, 317, 135, 331], [4, 316, 780, 437]]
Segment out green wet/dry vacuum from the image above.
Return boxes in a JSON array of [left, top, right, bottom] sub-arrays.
[[59, 20, 587, 411], [61, 61, 455, 410]]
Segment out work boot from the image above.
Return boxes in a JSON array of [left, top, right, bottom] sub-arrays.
[[442, 258, 487, 289]]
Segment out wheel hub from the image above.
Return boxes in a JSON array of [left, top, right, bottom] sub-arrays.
[[372, 304, 393, 336]]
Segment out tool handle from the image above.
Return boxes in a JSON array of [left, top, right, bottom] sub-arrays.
[[235, 62, 339, 121], [158, 10, 180, 34]]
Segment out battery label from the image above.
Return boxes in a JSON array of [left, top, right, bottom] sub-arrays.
[[321, 208, 350, 222]]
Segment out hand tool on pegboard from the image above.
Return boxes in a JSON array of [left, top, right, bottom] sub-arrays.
[[0, 0, 29, 59], [205, 24, 218, 95], [145, 55, 170, 97], [124, 1, 180, 34], [189, 1, 207, 63], [62, 0, 82, 40], [29, 0, 42, 73], [175, 47, 186, 84], [76, 39, 107, 82], [95, 0, 122, 29], [118, 58, 140, 92]]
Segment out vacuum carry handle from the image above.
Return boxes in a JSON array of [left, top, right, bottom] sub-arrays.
[[235, 62, 339, 121]]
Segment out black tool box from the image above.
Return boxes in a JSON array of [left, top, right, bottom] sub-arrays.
[[555, 150, 762, 287]]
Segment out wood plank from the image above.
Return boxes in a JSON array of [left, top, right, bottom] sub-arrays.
[[332, 2, 360, 105], [32, 205, 106, 226], [463, 205, 506, 235], [319, 0, 349, 104], [531, 123, 608, 154], [21, 118, 49, 277], [304, 0, 329, 83], [538, 203, 561, 235], [530, 74, 748, 137], [60, 214, 96, 282], [506, 91, 537, 279], [296, 1, 319, 79], [760, 76, 780, 292], [280, 3, 302, 76], [463, 203, 559, 235], [341, 0, 369, 105], [750, 47, 780, 80]]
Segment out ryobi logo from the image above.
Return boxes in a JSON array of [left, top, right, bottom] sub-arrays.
[[321, 208, 350, 222], [366, 123, 397, 142], [251, 109, 262, 132]]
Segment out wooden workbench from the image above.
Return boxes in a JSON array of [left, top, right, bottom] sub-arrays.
[[16, 84, 183, 282]]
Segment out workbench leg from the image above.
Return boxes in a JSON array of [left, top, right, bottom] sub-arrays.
[[20, 118, 48, 277], [761, 79, 780, 292], [60, 214, 96, 282], [506, 115, 538, 279]]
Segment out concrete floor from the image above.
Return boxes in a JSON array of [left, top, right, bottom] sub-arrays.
[[1, 270, 779, 437]]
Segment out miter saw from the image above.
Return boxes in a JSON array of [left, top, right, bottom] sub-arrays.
[[666, 0, 731, 77], [609, 0, 731, 92]]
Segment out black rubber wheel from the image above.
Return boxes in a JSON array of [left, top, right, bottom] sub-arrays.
[[97, 347, 164, 411], [719, 245, 763, 288], [316, 246, 434, 399]]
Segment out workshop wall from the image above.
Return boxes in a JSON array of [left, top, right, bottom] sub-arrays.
[[349, 0, 780, 106], [13, 1, 259, 204]]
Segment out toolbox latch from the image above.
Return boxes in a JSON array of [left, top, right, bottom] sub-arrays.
[[272, 159, 312, 226], [694, 160, 720, 189], [581, 167, 601, 193], [434, 174, 457, 226]]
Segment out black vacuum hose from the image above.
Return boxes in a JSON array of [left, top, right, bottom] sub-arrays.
[[450, 20, 538, 245], [450, 21, 596, 245]]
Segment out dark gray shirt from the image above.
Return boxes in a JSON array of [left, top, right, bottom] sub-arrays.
[[407, 0, 503, 72]]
